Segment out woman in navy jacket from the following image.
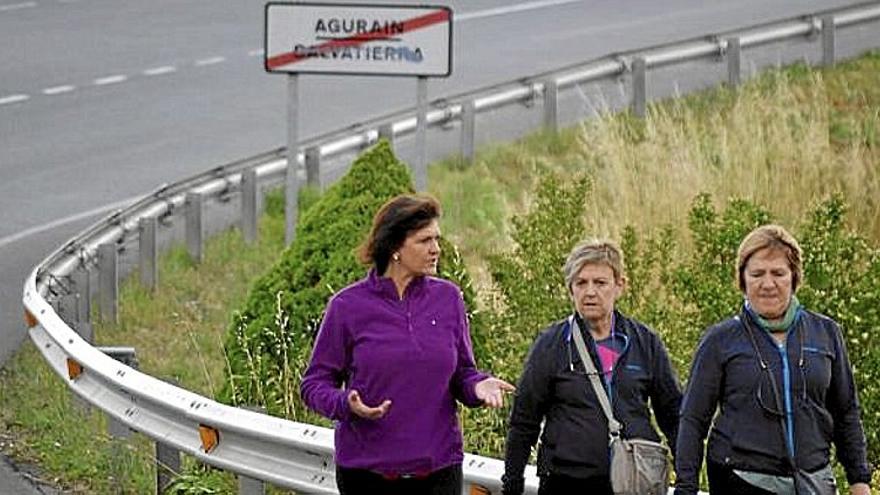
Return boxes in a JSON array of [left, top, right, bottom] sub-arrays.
[[503, 239, 681, 495], [675, 225, 871, 495]]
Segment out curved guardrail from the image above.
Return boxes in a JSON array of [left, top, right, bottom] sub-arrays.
[[22, 3, 880, 493]]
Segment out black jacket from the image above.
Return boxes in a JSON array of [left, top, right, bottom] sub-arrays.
[[502, 311, 682, 494], [674, 309, 872, 494]]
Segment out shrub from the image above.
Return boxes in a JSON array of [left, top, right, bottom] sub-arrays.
[[220, 140, 481, 420], [487, 173, 592, 342], [458, 172, 591, 457], [797, 194, 880, 462]]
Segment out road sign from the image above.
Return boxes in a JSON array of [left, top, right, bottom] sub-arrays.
[[265, 2, 453, 77]]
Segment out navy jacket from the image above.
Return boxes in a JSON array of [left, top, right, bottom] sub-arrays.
[[503, 311, 681, 495], [674, 309, 872, 494]]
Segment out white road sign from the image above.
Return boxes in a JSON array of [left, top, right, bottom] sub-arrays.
[[265, 2, 453, 77]]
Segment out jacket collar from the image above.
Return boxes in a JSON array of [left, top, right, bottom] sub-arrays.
[[367, 268, 428, 301], [566, 309, 627, 342]]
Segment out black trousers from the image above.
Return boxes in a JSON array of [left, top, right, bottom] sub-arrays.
[[336, 464, 462, 495], [537, 473, 613, 495], [707, 460, 778, 495]]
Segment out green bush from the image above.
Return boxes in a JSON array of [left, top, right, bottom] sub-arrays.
[[797, 195, 880, 462], [457, 173, 591, 457], [487, 173, 592, 342], [220, 140, 481, 421]]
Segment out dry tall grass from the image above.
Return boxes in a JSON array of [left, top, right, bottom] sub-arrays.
[[579, 64, 880, 245]]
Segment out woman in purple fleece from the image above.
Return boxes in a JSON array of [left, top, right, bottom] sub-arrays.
[[301, 193, 514, 495]]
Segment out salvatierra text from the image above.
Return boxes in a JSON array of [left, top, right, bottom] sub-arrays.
[[294, 44, 423, 62]]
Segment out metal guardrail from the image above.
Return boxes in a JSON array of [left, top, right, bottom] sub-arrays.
[[21, 2, 880, 493]]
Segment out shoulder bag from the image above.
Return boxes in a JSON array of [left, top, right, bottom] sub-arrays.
[[571, 317, 669, 495]]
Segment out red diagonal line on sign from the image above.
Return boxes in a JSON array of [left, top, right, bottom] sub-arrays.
[[267, 9, 449, 70]]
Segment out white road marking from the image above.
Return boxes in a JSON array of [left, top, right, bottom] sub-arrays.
[[0, 94, 29, 105], [143, 65, 177, 76], [94, 75, 127, 85], [458, 0, 582, 21], [5, 0, 583, 109], [195, 56, 225, 66], [0, 197, 140, 250], [42, 85, 75, 95], [0, 2, 36, 12]]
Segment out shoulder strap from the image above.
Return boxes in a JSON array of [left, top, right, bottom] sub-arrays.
[[570, 316, 623, 438]]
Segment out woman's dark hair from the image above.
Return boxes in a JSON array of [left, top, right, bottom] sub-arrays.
[[358, 194, 441, 275]]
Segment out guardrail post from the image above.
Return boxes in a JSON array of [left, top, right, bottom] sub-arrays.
[[543, 78, 559, 132], [185, 192, 203, 264], [238, 405, 267, 495], [460, 100, 476, 164], [241, 169, 258, 245], [153, 377, 183, 494], [632, 57, 647, 118], [100, 347, 137, 494], [239, 475, 266, 495], [101, 347, 138, 439], [727, 37, 742, 87], [58, 291, 79, 333], [97, 243, 118, 324], [139, 217, 158, 290], [822, 16, 835, 66], [155, 441, 181, 494], [305, 146, 321, 189], [71, 268, 93, 343], [378, 123, 395, 146]]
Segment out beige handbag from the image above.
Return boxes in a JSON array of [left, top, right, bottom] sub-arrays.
[[571, 316, 670, 495]]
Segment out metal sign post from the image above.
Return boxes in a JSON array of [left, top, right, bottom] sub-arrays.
[[265, 2, 452, 220], [415, 76, 428, 191], [285, 74, 299, 245]]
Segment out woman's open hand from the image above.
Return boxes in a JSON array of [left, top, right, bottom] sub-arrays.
[[850, 482, 870, 495], [347, 390, 391, 419], [475, 377, 515, 408]]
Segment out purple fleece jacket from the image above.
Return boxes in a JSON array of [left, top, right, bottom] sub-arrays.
[[300, 270, 488, 474]]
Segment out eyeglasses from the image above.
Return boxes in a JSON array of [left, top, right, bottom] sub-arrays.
[[754, 360, 807, 418]]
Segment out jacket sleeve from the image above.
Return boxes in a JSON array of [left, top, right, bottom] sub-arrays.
[[299, 295, 352, 422], [450, 290, 490, 407], [503, 331, 553, 495], [825, 320, 872, 485], [674, 327, 723, 495], [649, 332, 683, 460]]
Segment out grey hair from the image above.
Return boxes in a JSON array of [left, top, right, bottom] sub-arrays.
[[563, 238, 625, 291]]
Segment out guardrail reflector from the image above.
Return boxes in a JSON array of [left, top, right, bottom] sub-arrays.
[[469, 485, 491, 495], [24, 308, 38, 328], [66, 358, 83, 379], [199, 424, 220, 453]]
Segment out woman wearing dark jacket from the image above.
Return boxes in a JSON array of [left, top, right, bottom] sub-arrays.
[[503, 239, 682, 495], [675, 225, 872, 495]]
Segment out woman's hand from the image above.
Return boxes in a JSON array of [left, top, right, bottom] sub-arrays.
[[347, 390, 391, 419], [475, 377, 516, 408], [850, 482, 870, 495]]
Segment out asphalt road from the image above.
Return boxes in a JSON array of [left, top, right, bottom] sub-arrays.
[[0, 0, 866, 491]]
